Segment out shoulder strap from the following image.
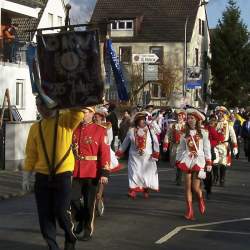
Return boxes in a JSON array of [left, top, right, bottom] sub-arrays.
[[38, 112, 59, 176], [54, 145, 72, 171], [38, 119, 53, 174], [39, 113, 72, 176], [190, 134, 199, 153]]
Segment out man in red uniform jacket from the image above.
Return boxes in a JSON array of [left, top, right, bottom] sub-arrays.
[[71, 107, 110, 241]]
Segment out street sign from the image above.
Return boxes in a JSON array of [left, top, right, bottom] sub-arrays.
[[132, 53, 159, 64], [187, 66, 202, 81], [186, 80, 203, 89], [144, 64, 158, 81]]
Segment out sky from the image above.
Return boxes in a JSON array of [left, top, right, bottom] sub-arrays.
[[66, 0, 250, 29]]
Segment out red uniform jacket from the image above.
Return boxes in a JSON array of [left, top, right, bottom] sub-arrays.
[[72, 122, 110, 178], [205, 125, 224, 148]]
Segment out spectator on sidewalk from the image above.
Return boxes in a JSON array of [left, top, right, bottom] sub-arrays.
[[118, 110, 131, 143], [3, 23, 19, 62], [106, 103, 119, 151], [241, 112, 250, 162]]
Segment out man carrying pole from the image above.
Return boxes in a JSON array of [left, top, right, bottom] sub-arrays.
[[23, 96, 84, 250]]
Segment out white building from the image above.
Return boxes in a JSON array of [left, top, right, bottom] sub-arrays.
[[0, 0, 66, 121], [0, 0, 66, 170]]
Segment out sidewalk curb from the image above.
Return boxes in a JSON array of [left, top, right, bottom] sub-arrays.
[[0, 191, 27, 201]]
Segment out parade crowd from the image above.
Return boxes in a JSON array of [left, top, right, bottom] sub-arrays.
[[22, 98, 250, 250]]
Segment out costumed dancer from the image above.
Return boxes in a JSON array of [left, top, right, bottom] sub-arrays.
[[116, 112, 159, 199], [93, 106, 122, 216], [150, 109, 162, 142], [176, 108, 212, 220], [163, 109, 186, 185], [214, 106, 238, 186], [204, 115, 224, 199], [71, 107, 110, 241]]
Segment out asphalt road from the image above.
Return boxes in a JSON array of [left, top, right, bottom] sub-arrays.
[[0, 157, 250, 250]]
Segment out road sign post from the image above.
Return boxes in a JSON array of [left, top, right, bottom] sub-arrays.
[[132, 54, 159, 105], [132, 54, 159, 64]]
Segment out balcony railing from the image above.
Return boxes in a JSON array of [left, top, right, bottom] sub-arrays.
[[0, 40, 28, 65]]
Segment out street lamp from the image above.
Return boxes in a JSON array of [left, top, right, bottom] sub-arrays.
[[183, 0, 209, 97]]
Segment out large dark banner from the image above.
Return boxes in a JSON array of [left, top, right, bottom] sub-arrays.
[[37, 30, 104, 109]]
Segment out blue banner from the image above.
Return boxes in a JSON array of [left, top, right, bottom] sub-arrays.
[[26, 43, 38, 94], [106, 39, 129, 101]]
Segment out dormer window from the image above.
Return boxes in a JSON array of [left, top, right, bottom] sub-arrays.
[[110, 20, 134, 37], [111, 20, 134, 31]]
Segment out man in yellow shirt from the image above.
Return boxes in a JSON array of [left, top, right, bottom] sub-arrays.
[[23, 96, 84, 250]]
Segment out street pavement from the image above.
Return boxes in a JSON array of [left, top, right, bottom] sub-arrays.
[[0, 170, 24, 200], [0, 157, 250, 250]]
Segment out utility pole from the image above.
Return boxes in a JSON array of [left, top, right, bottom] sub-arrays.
[[142, 62, 145, 106], [183, 17, 189, 97]]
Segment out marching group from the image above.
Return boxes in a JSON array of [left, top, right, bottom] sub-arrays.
[[22, 98, 250, 250]]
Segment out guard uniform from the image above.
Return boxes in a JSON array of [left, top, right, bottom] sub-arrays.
[[71, 121, 110, 239]]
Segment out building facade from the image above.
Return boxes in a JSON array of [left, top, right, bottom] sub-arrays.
[[0, 0, 66, 121], [91, 0, 211, 108]]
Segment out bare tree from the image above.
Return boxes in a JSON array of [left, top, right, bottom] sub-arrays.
[[127, 63, 178, 106], [157, 64, 178, 101]]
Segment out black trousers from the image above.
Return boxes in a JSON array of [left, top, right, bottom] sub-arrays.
[[203, 172, 212, 194], [244, 139, 250, 161], [71, 178, 99, 236], [34, 172, 76, 250]]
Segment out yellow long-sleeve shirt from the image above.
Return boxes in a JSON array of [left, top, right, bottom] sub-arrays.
[[24, 110, 84, 175]]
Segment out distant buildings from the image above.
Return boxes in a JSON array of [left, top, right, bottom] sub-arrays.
[[91, 0, 211, 107]]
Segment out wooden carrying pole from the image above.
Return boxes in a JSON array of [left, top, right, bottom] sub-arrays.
[[0, 88, 13, 128]]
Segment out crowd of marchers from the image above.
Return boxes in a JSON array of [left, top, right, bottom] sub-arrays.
[[22, 99, 250, 250]]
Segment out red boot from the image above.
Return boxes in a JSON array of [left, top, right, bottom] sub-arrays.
[[185, 201, 195, 220], [143, 189, 149, 199], [198, 196, 206, 214], [128, 190, 136, 199]]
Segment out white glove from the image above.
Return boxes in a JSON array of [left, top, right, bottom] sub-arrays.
[[22, 171, 33, 192], [233, 148, 238, 156], [206, 165, 212, 172], [198, 169, 206, 179]]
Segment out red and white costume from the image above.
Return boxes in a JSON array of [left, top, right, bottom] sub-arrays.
[[176, 129, 212, 173], [95, 107, 122, 173], [163, 110, 186, 168], [116, 114, 159, 194], [215, 107, 238, 167]]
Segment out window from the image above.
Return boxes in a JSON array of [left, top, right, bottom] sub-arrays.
[[111, 20, 133, 30], [152, 83, 160, 97], [119, 47, 132, 64], [150, 46, 163, 64], [202, 20, 205, 36], [126, 21, 133, 29], [195, 48, 199, 66], [118, 21, 125, 29], [16, 80, 24, 108], [111, 22, 117, 30], [57, 16, 63, 26], [161, 88, 166, 97], [48, 13, 53, 27], [199, 19, 202, 35]]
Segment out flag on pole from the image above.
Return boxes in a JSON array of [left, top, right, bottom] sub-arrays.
[[105, 39, 129, 101]]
